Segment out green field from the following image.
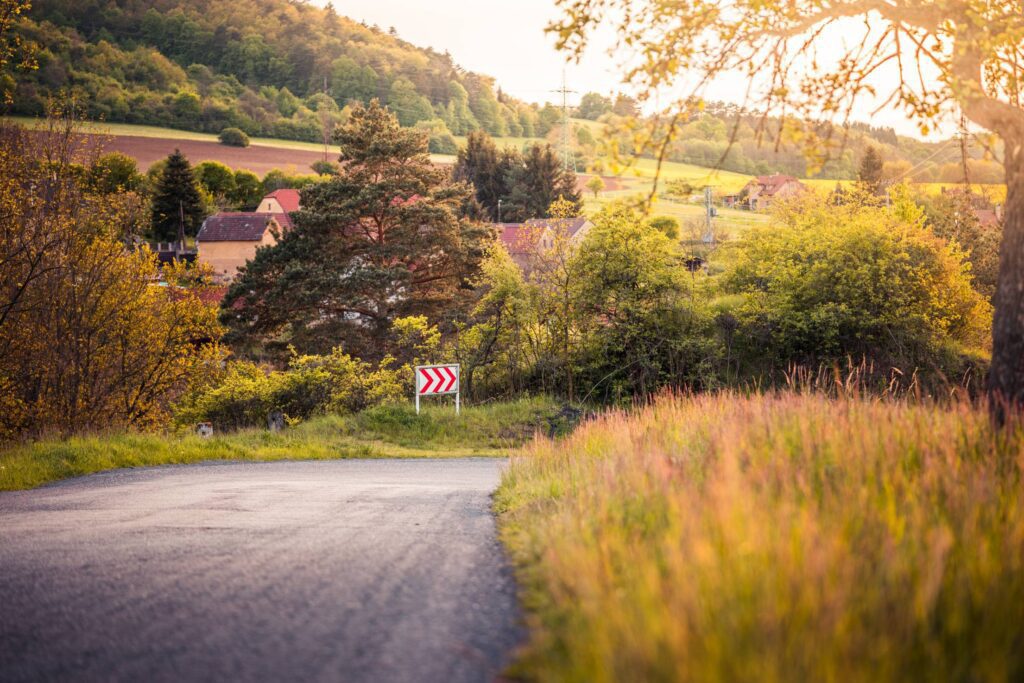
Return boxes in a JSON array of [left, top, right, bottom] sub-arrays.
[[8, 115, 1004, 207]]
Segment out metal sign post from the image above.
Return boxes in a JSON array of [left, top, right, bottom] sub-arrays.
[[414, 364, 460, 415]]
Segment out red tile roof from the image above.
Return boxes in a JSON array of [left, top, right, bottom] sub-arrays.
[[264, 188, 301, 213], [752, 174, 802, 196], [273, 212, 293, 230], [197, 213, 279, 242], [196, 286, 229, 305], [496, 223, 533, 254]]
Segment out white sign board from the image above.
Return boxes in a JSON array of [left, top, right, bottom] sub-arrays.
[[415, 364, 460, 414]]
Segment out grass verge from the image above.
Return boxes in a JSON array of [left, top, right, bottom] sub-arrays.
[[0, 397, 561, 491], [496, 392, 1024, 682]]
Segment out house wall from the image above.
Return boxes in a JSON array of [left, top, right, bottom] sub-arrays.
[[198, 231, 278, 281], [256, 198, 285, 213]]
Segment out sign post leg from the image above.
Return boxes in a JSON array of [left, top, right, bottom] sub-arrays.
[[416, 391, 420, 415], [455, 391, 460, 416]]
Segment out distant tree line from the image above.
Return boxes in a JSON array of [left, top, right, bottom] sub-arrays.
[[571, 92, 1003, 182]]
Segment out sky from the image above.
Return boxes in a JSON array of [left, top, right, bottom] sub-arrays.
[[323, 0, 947, 139]]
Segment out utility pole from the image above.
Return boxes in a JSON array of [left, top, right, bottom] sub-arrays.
[[551, 70, 577, 173], [959, 110, 971, 191], [321, 75, 331, 164], [178, 200, 187, 252], [702, 186, 716, 245]]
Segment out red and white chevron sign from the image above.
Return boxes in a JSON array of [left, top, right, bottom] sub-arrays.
[[416, 364, 459, 395], [415, 364, 460, 414]]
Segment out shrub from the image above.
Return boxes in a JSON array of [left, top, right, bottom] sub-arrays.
[[173, 348, 404, 430], [428, 131, 459, 155], [311, 160, 339, 176], [722, 189, 991, 377], [218, 127, 250, 147]]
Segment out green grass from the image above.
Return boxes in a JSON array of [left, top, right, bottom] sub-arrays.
[[4, 115, 332, 152], [497, 392, 1024, 682], [0, 397, 562, 491]]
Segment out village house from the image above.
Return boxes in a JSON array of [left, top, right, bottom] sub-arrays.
[[197, 213, 285, 282], [495, 216, 594, 271], [256, 188, 301, 216], [726, 173, 806, 210], [939, 187, 1004, 229], [196, 190, 303, 282]]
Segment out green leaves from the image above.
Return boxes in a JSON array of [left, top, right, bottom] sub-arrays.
[[722, 194, 991, 371]]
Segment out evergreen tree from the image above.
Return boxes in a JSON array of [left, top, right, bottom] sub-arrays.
[[455, 134, 582, 222], [857, 146, 885, 196], [504, 144, 582, 221], [221, 101, 493, 361], [150, 149, 205, 241], [453, 130, 509, 221]]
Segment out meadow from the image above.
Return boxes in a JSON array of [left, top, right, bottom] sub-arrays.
[[496, 392, 1024, 682], [0, 397, 560, 491]]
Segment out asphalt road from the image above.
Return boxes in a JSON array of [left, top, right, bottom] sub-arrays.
[[0, 459, 523, 683]]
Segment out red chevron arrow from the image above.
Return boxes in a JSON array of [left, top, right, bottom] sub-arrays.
[[419, 367, 435, 394], [441, 366, 457, 392]]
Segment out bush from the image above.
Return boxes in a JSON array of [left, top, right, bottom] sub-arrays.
[[428, 131, 459, 155], [173, 348, 404, 431], [311, 160, 339, 176], [722, 189, 991, 377], [218, 127, 250, 147]]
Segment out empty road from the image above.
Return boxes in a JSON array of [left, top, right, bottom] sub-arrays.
[[0, 459, 522, 682]]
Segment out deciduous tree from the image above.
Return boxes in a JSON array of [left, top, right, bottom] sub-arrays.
[[0, 116, 222, 439]]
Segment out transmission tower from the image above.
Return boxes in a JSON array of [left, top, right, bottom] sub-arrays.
[[702, 186, 717, 245], [551, 70, 577, 173]]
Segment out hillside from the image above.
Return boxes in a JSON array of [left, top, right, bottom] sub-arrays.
[[10, 0, 558, 146], [8, 2, 1001, 184]]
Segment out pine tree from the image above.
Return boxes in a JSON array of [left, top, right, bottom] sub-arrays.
[[150, 149, 205, 241], [222, 101, 493, 361], [453, 130, 509, 221], [503, 144, 582, 221], [857, 146, 885, 197]]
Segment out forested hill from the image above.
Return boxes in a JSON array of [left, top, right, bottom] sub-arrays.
[[9, 0, 556, 145]]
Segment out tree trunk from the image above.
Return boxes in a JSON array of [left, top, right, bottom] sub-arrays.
[[988, 134, 1024, 422]]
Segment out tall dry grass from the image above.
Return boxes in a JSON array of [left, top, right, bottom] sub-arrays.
[[496, 392, 1024, 682]]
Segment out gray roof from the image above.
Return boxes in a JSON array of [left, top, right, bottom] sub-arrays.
[[524, 216, 590, 236], [197, 213, 280, 242]]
